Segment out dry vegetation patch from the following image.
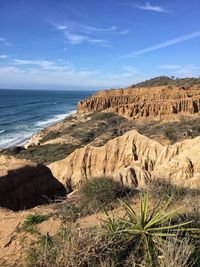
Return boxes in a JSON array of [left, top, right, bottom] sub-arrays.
[[25, 190, 200, 267]]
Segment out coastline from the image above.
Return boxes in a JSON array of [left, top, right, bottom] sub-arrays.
[[0, 89, 93, 150], [0, 110, 77, 150]]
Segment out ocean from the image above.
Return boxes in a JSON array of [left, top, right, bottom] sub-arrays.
[[0, 89, 93, 149]]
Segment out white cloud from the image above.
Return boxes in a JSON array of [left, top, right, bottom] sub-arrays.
[[119, 29, 131, 35], [0, 55, 8, 59], [136, 2, 167, 12], [0, 37, 10, 46], [158, 64, 199, 76], [64, 32, 88, 45], [63, 30, 111, 46], [119, 31, 200, 59], [56, 25, 68, 30], [0, 66, 25, 73], [14, 59, 73, 71], [51, 21, 129, 46], [104, 66, 144, 83], [77, 24, 118, 34], [159, 64, 182, 70], [0, 58, 144, 88]]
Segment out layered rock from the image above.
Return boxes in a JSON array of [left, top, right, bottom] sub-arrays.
[[77, 85, 200, 120], [49, 130, 200, 191], [0, 155, 66, 210]]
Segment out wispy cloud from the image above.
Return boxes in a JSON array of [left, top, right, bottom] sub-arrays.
[[56, 25, 68, 30], [0, 37, 10, 46], [159, 64, 199, 76], [119, 29, 131, 35], [0, 57, 144, 88], [51, 21, 129, 46], [158, 64, 182, 70], [76, 24, 118, 34], [63, 31, 111, 46], [14, 59, 74, 71], [0, 55, 8, 59], [135, 2, 167, 12], [105, 65, 143, 80], [119, 31, 200, 59]]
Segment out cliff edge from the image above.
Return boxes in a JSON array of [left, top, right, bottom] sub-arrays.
[[49, 130, 200, 192], [77, 85, 200, 120]]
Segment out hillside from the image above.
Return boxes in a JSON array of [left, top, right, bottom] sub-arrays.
[[1, 77, 200, 266], [131, 76, 200, 88], [77, 84, 200, 120]]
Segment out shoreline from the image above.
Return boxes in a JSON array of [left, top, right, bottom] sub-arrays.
[[0, 110, 77, 150]]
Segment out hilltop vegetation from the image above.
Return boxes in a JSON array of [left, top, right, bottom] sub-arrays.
[[131, 76, 200, 88], [3, 113, 200, 164]]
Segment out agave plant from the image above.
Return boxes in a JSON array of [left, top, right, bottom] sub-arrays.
[[103, 193, 195, 266]]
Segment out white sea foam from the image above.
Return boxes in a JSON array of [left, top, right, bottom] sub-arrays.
[[35, 110, 76, 127], [0, 110, 76, 149], [0, 130, 5, 134], [0, 132, 33, 149]]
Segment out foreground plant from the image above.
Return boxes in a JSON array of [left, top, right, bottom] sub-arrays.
[[104, 193, 196, 266], [79, 177, 132, 214], [22, 214, 49, 233]]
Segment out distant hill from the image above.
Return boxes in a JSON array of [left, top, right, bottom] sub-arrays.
[[131, 76, 200, 88]]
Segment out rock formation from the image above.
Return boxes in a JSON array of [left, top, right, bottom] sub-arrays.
[[0, 155, 66, 211], [77, 85, 200, 120], [49, 130, 200, 191]]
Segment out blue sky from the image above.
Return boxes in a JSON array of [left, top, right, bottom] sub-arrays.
[[0, 0, 200, 90]]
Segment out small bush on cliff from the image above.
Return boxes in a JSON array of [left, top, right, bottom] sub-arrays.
[[79, 177, 133, 214], [146, 179, 200, 203], [146, 179, 187, 200], [22, 214, 49, 233], [55, 178, 136, 222]]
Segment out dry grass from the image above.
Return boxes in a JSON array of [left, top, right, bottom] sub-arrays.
[[26, 226, 137, 267], [159, 237, 194, 267], [26, 221, 197, 267], [26, 192, 199, 267]]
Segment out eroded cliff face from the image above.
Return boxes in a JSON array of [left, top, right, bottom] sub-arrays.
[[0, 155, 66, 210], [49, 130, 200, 191], [77, 85, 200, 120]]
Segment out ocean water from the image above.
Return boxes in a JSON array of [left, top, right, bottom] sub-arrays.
[[0, 89, 93, 148]]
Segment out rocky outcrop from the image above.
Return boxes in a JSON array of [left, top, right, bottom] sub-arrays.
[[49, 130, 200, 191], [77, 85, 200, 120], [0, 155, 66, 211]]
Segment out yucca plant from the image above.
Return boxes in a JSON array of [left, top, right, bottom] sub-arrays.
[[103, 193, 195, 266]]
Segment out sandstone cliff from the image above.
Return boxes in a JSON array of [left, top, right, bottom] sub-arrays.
[[49, 130, 200, 191], [77, 85, 200, 120], [0, 155, 66, 210]]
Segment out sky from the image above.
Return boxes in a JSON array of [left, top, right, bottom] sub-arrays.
[[0, 0, 200, 90]]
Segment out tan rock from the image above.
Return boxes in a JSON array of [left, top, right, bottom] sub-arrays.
[[49, 130, 200, 191], [0, 155, 66, 210], [77, 85, 200, 120]]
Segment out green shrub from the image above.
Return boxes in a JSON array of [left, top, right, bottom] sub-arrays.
[[146, 179, 200, 206], [164, 128, 177, 142], [80, 177, 130, 205], [131, 76, 200, 88], [146, 179, 187, 201], [22, 214, 49, 233], [79, 177, 131, 213], [103, 193, 197, 266], [91, 112, 117, 121]]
